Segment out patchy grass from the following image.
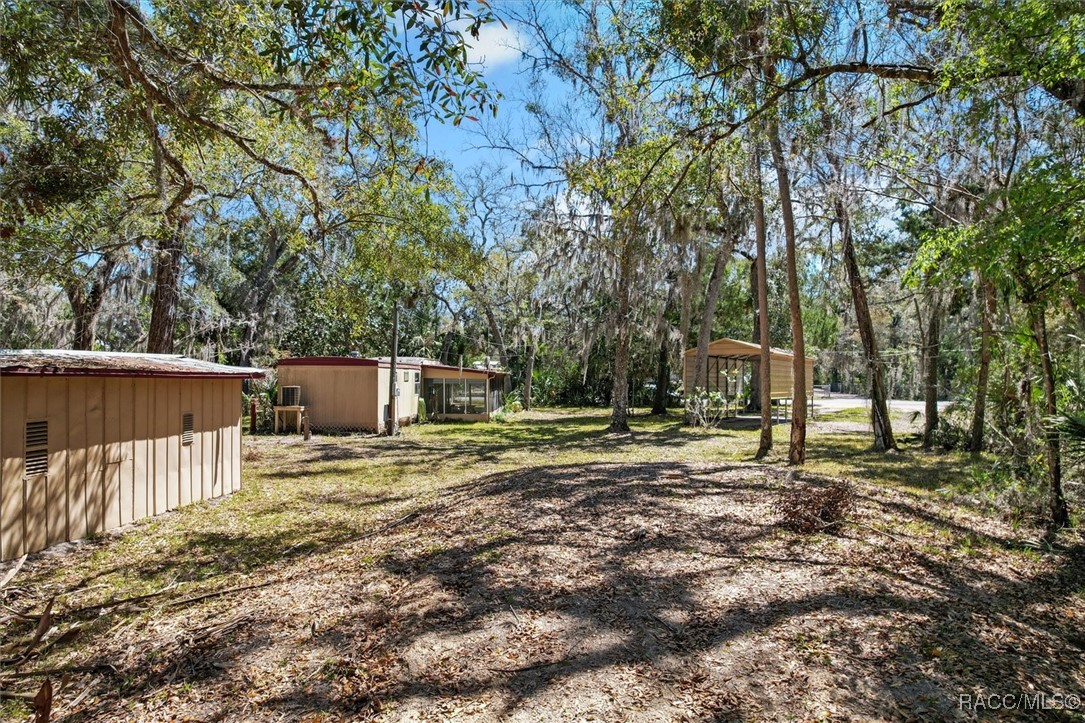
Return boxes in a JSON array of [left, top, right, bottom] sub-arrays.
[[1, 409, 1082, 721]]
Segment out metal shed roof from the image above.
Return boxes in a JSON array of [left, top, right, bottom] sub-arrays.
[[277, 356, 507, 376], [684, 338, 815, 362], [0, 350, 265, 379]]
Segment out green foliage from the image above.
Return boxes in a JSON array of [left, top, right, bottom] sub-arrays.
[[502, 389, 524, 414], [1050, 411, 1085, 465], [939, 0, 1085, 104], [684, 387, 730, 427], [242, 375, 279, 433], [0, 116, 121, 209], [911, 161, 1085, 300]]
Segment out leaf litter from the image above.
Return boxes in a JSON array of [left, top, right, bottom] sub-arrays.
[[0, 416, 1082, 721]]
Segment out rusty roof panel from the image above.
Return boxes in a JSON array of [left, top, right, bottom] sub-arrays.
[[0, 350, 265, 379]]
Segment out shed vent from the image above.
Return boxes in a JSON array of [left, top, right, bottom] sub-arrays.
[[24, 421, 48, 478], [280, 386, 301, 406], [182, 413, 194, 446]]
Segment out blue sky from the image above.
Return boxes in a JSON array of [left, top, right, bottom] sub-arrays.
[[416, 16, 534, 179]]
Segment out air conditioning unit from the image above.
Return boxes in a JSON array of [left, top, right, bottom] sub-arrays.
[[280, 386, 301, 406]]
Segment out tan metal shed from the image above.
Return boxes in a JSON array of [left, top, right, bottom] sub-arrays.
[[0, 350, 263, 561], [682, 338, 815, 403]]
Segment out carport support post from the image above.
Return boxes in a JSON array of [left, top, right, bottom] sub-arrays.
[[387, 302, 400, 436]]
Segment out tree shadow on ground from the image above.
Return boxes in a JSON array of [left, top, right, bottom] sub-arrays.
[[270, 411, 712, 475], [133, 461, 1081, 721], [7, 435, 1082, 720], [807, 431, 978, 493]]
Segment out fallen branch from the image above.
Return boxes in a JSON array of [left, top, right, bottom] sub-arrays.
[[162, 579, 276, 609], [1, 599, 55, 666], [0, 689, 36, 701], [487, 657, 567, 674], [0, 664, 114, 680], [65, 583, 180, 616], [850, 521, 911, 546], [354, 510, 424, 542]]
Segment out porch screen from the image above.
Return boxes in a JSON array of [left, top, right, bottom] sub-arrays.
[[422, 378, 488, 415]]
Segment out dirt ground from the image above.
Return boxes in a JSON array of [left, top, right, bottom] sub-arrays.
[[1, 411, 1083, 721]]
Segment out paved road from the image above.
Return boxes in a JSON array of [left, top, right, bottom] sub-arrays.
[[813, 394, 952, 414]]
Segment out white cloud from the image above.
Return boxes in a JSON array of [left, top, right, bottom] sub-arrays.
[[463, 21, 524, 70]]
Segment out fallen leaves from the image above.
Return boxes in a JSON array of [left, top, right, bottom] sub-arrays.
[[0, 427, 1081, 721]]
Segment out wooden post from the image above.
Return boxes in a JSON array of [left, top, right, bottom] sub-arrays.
[[387, 302, 400, 436], [303, 415, 311, 441], [249, 399, 257, 434]]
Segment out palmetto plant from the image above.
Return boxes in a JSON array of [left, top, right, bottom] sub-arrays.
[[1049, 412, 1085, 464]]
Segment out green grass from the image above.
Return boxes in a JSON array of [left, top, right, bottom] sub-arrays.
[[0, 406, 1068, 721], [814, 406, 873, 423], [11, 407, 997, 607]]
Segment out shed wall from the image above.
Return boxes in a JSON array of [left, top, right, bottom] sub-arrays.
[[278, 365, 378, 431], [1, 376, 242, 561]]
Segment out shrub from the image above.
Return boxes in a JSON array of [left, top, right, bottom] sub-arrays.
[[242, 375, 278, 433], [774, 477, 856, 534], [684, 388, 729, 427], [502, 389, 524, 414], [932, 401, 972, 450]]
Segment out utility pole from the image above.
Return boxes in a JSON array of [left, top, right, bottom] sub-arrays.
[[387, 301, 400, 436]]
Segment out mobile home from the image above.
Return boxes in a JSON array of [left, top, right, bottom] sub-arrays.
[[276, 356, 506, 432]]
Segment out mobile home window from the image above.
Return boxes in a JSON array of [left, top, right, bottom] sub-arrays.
[[24, 420, 48, 478], [182, 413, 194, 446], [403, 370, 410, 382], [414, 371, 421, 395]]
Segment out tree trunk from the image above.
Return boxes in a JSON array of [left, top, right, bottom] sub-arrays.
[[767, 118, 806, 464], [465, 282, 510, 369], [386, 302, 400, 436], [147, 223, 184, 354], [610, 245, 633, 432], [838, 199, 896, 451], [748, 256, 762, 411], [679, 265, 694, 360], [1073, 271, 1085, 331], [483, 305, 509, 370], [1028, 301, 1068, 528], [752, 149, 773, 459], [67, 286, 98, 351], [523, 337, 536, 411], [240, 316, 258, 368], [969, 277, 997, 452], [693, 238, 735, 390], [652, 331, 669, 414], [921, 293, 942, 449], [66, 256, 117, 351]]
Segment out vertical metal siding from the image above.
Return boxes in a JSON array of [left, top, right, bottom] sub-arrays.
[[0, 376, 246, 561]]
